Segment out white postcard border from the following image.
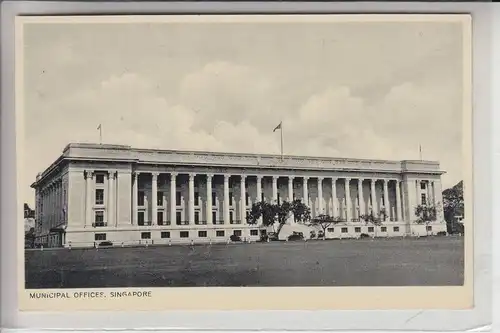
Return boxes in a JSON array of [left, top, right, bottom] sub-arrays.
[[1, 1, 493, 331]]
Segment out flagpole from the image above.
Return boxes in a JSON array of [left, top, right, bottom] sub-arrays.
[[419, 144, 422, 160], [280, 120, 283, 161], [98, 124, 102, 145]]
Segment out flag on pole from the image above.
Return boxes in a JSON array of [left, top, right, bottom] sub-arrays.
[[97, 124, 102, 144], [273, 121, 284, 160]]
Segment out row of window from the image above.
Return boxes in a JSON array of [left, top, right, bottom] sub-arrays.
[[95, 188, 405, 208], [326, 225, 433, 233], [93, 209, 249, 226], [94, 229, 260, 241]]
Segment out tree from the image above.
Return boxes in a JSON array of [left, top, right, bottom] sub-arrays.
[[310, 214, 340, 239], [290, 199, 311, 223], [442, 181, 464, 234], [247, 201, 293, 237], [360, 212, 382, 226], [415, 203, 439, 235]]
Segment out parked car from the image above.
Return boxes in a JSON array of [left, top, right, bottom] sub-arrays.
[[288, 232, 304, 241]]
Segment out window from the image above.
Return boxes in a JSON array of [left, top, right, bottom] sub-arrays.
[[180, 231, 189, 238], [138, 191, 145, 206], [212, 192, 217, 206], [194, 192, 199, 206], [141, 232, 151, 239], [176, 192, 181, 206], [393, 226, 400, 232], [421, 182, 426, 190], [229, 194, 233, 206], [216, 230, 225, 237], [194, 211, 200, 224], [327, 228, 334, 233], [234, 230, 242, 237], [95, 233, 106, 241], [161, 231, 170, 239], [95, 174, 105, 184], [137, 211, 145, 226], [381, 226, 387, 232], [341, 227, 348, 233], [355, 227, 361, 233], [176, 211, 182, 225], [368, 227, 374, 232], [229, 211, 234, 223], [95, 189, 104, 205], [212, 211, 217, 224], [157, 192, 163, 206], [426, 226, 432, 231], [157, 211, 164, 225], [198, 231, 207, 238], [250, 229, 259, 236], [94, 210, 105, 226], [421, 194, 427, 205]]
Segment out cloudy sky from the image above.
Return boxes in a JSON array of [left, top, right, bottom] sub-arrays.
[[22, 17, 466, 206]]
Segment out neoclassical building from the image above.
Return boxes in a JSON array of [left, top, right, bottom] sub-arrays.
[[31, 143, 447, 248]]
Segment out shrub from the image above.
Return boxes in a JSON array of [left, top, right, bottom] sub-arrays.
[[288, 232, 304, 241], [230, 234, 242, 242], [360, 233, 370, 239], [437, 231, 447, 236], [99, 241, 113, 247]]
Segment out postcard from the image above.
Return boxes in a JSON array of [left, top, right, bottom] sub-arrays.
[[16, 14, 473, 311]]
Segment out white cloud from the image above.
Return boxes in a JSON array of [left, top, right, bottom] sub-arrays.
[[24, 61, 463, 206]]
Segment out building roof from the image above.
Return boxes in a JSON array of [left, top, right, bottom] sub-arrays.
[[32, 142, 446, 187]]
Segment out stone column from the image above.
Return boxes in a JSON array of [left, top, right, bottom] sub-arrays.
[[240, 175, 246, 224], [357, 179, 364, 217], [331, 178, 337, 217], [416, 180, 421, 205], [85, 170, 93, 227], [288, 176, 294, 202], [317, 177, 324, 214], [428, 181, 434, 205], [206, 174, 213, 224], [370, 179, 377, 215], [256, 175, 263, 203], [223, 174, 230, 224], [108, 171, 115, 226], [345, 178, 351, 222], [383, 179, 389, 221], [58, 181, 62, 224], [256, 175, 263, 225], [188, 173, 195, 224], [170, 172, 177, 225], [303, 177, 309, 206], [395, 180, 402, 221], [432, 181, 437, 205], [132, 172, 139, 225], [272, 176, 278, 203], [151, 172, 159, 225]]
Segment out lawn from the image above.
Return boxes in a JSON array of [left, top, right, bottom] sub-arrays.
[[25, 236, 464, 289]]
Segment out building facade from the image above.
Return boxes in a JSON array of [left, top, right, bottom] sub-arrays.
[[31, 143, 447, 248]]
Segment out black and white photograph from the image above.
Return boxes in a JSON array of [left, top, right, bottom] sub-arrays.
[[17, 14, 472, 310]]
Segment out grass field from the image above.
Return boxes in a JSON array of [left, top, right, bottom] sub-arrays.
[[25, 236, 464, 288]]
